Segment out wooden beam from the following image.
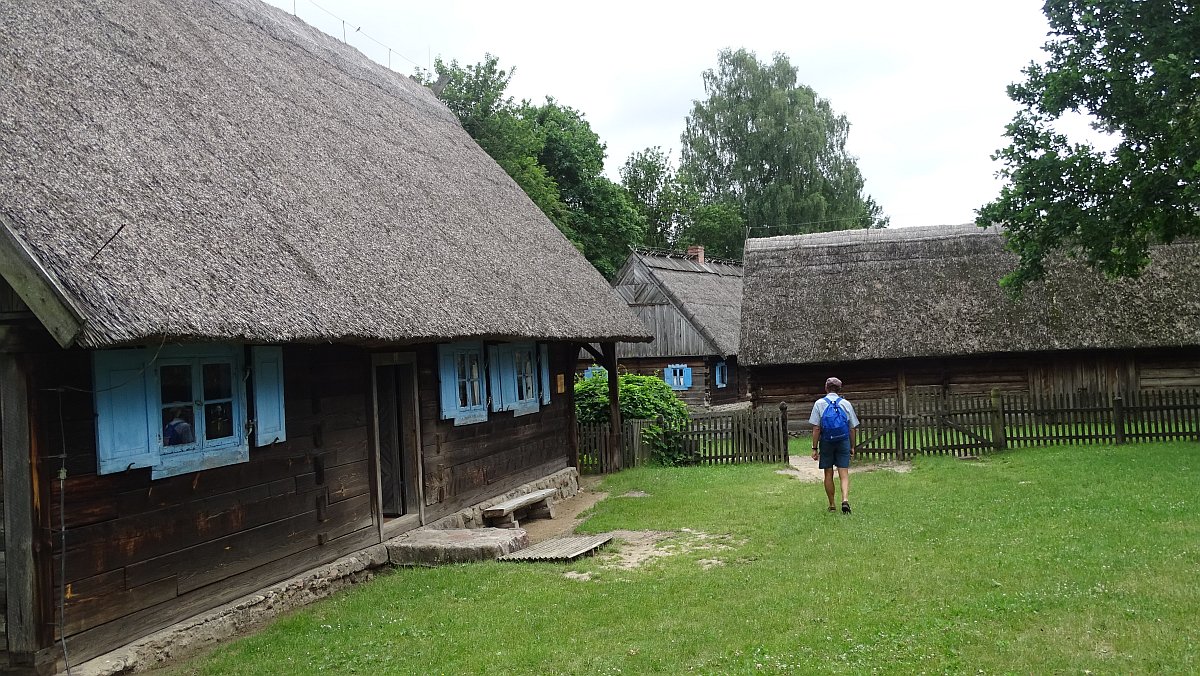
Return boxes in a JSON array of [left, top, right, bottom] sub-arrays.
[[2, 354, 41, 657], [0, 214, 86, 348], [580, 342, 604, 363], [600, 342, 622, 471]]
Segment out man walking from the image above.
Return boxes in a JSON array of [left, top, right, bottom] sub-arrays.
[[809, 377, 860, 514]]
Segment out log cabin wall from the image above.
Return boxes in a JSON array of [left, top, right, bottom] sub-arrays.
[[415, 343, 575, 521], [33, 344, 377, 666], [708, 357, 750, 407], [616, 357, 709, 409], [750, 348, 1200, 413]]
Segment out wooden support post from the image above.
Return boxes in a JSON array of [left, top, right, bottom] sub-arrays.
[[600, 342, 622, 472], [1113, 395, 1126, 445], [778, 401, 789, 462], [1, 354, 40, 659], [991, 388, 1007, 451], [896, 413, 906, 462]]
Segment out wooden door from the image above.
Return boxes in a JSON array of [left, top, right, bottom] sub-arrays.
[[373, 361, 420, 518]]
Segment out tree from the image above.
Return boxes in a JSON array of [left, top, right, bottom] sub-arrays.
[[680, 48, 888, 245], [524, 99, 645, 278], [418, 59, 644, 277], [417, 56, 568, 230], [977, 1, 1200, 290], [620, 147, 687, 249]]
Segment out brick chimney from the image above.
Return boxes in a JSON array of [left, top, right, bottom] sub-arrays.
[[686, 244, 705, 264]]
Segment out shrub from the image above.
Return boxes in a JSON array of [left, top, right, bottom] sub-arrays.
[[575, 368, 692, 465]]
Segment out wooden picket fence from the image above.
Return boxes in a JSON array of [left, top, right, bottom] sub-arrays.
[[852, 389, 1200, 461], [577, 404, 790, 474]]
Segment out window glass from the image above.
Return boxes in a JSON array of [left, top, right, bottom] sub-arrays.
[[515, 349, 535, 401], [203, 363, 233, 400], [457, 352, 483, 408], [162, 406, 195, 447], [205, 402, 234, 440], [160, 364, 192, 405]]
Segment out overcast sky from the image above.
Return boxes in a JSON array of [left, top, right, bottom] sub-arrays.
[[263, 0, 1061, 229]]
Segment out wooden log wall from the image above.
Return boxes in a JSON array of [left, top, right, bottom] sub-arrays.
[[416, 343, 574, 523], [750, 348, 1200, 417], [708, 358, 751, 407], [33, 344, 377, 666], [617, 357, 709, 409]]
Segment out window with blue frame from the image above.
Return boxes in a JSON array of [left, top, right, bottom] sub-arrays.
[[93, 344, 286, 479], [438, 342, 488, 425], [440, 341, 553, 424], [714, 360, 728, 389], [664, 363, 693, 390]]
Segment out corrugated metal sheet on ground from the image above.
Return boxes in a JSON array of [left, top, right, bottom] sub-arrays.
[[498, 534, 614, 562]]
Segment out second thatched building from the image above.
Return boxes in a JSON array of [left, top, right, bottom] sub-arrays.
[[739, 224, 1200, 409]]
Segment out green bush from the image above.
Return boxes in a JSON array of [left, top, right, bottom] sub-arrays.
[[575, 368, 692, 465]]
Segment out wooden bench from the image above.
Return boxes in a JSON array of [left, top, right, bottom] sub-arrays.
[[482, 488, 557, 529]]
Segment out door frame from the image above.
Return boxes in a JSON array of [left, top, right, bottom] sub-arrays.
[[369, 352, 425, 541]]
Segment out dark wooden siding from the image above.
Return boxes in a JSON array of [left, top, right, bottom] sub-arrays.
[[708, 357, 751, 407], [416, 343, 575, 521], [613, 258, 716, 359], [34, 345, 377, 665], [617, 357, 709, 409], [750, 348, 1200, 414]]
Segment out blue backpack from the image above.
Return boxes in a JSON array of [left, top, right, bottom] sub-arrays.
[[819, 395, 850, 442]]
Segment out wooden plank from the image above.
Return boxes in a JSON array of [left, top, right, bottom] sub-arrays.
[[1, 354, 39, 656], [498, 534, 613, 562], [482, 489, 557, 517], [60, 525, 379, 666], [0, 214, 86, 347]]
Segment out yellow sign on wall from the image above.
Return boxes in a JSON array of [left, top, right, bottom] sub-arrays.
[[556, 373, 566, 394]]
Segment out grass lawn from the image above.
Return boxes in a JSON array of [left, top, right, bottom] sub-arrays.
[[167, 441, 1199, 674]]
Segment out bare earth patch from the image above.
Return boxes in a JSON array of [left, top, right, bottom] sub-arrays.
[[777, 455, 913, 482]]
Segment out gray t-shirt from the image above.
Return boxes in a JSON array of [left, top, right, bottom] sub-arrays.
[[808, 394, 860, 428]]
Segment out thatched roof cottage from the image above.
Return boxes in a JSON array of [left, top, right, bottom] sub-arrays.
[[593, 246, 749, 407], [0, 0, 647, 670], [739, 223, 1200, 407]]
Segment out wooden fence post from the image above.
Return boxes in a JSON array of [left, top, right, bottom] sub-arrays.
[[990, 388, 1007, 451], [1113, 396, 1126, 445], [778, 401, 789, 462]]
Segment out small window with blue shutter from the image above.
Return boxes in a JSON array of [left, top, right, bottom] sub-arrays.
[[715, 360, 728, 389], [664, 363, 692, 390], [538, 343, 551, 405], [438, 341, 488, 425], [487, 342, 540, 417], [93, 342, 281, 479]]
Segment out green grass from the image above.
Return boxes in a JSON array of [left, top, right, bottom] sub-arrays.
[[167, 442, 1199, 674]]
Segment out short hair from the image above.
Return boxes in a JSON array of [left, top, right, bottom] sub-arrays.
[[824, 377, 843, 392]]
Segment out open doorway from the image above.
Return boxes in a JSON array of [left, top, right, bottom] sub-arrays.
[[371, 354, 422, 528]]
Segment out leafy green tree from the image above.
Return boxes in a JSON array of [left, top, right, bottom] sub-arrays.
[[977, 1, 1200, 290], [524, 99, 645, 277], [677, 200, 746, 260], [620, 147, 687, 249], [681, 48, 888, 244], [417, 56, 568, 231], [575, 370, 692, 466]]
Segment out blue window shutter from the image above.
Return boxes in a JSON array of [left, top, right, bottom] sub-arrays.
[[539, 344, 551, 404], [93, 349, 157, 474], [252, 346, 286, 446], [437, 344, 457, 420], [662, 367, 671, 386], [487, 344, 505, 412], [499, 344, 518, 410], [683, 366, 693, 389]]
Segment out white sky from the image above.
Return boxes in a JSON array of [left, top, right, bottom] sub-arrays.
[[263, 0, 1060, 228]]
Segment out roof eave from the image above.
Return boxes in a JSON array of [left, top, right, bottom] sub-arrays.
[[0, 214, 86, 348]]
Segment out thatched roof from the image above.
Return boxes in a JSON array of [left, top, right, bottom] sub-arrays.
[[740, 224, 1200, 366], [614, 249, 743, 358], [0, 0, 650, 349]]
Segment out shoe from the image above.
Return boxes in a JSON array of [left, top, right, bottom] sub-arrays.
[[828, 505, 836, 512], [841, 501, 851, 514]]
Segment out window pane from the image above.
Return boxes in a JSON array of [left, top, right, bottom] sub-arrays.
[[162, 406, 195, 446], [203, 363, 233, 400], [160, 365, 192, 404], [205, 402, 234, 440]]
